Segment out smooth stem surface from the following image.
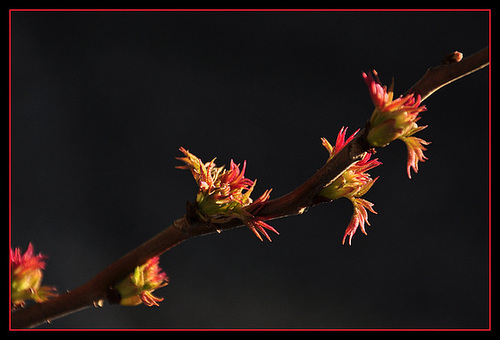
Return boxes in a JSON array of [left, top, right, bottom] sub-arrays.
[[408, 47, 489, 101]]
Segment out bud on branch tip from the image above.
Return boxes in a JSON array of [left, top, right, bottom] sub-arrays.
[[363, 70, 430, 178]]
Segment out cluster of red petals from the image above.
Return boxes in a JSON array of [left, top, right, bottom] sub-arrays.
[[362, 70, 426, 116], [216, 160, 255, 204], [113, 255, 169, 307], [10, 243, 47, 275], [177, 147, 278, 241], [320, 128, 381, 245], [402, 136, 431, 179], [363, 71, 393, 110], [363, 70, 430, 178], [321, 126, 360, 160], [10, 243, 57, 308], [243, 188, 279, 242], [139, 256, 169, 307], [346, 151, 382, 189], [143, 257, 168, 287], [177, 147, 255, 205], [343, 198, 377, 246], [246, 219, 279, 242]]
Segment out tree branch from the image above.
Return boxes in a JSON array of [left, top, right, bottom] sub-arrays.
[[407, 47, 489, 101], [11, 47, 489, 329]]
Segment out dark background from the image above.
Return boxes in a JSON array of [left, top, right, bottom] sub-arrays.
[[10, 10, 490, 329]]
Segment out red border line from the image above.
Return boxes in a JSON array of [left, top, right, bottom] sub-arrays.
[[8, 8, 492, 12], [8, 8, 491, 332]]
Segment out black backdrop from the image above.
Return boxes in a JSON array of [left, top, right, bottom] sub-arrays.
[[10, 10, 490, 329]]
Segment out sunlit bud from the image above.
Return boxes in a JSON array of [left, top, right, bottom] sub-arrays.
[[113, 256, 168, 307], [177, 148, 278, 241], [318, 128, 381, 244], [10, 243, 57, 308], [363, 70, 430, 178]]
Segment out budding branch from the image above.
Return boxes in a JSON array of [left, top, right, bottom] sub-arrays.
[[11, 47, 489, 329]]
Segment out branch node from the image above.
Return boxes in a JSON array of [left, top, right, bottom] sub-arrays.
[[441, 51, 463, 65], [172, 216, 191, 235], [173, 202, 214, 237], [348, 132, 370, 161]]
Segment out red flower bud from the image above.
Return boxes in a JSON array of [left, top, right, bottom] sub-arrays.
[[177, 148, 278, 241], [319, 128, 381, 244], [363, 70, 430, 178], [10, 243, 57, 308]]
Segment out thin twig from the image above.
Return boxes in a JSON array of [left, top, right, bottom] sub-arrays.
[[407, 47, 489, 101], [11, 47, 489, 329]]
